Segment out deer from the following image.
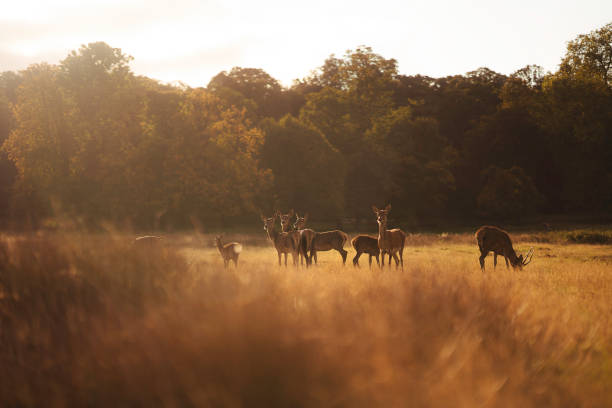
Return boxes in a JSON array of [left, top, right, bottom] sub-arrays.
[[372, 204, 406, 269], [282, 211, 315, 266], [294, 214, 348, 265], [261, 213, 299, 266], [475, 226, 534, 271], [215, 235, 242, 268], [278, 209, 304, 264], [351, 235, 380, 267]]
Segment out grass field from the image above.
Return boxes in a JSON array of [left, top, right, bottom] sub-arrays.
[[0, 230, 611, 407]]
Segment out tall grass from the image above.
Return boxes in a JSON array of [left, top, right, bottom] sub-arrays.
[[0, 232, 610, 406]]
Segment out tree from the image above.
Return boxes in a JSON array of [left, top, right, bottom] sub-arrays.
[[559, 22, 612, 88], [477, 166, 544, 220], [208, 67, 289, 120], [2, 64, 73, 221], [261, 115, 345, 220]]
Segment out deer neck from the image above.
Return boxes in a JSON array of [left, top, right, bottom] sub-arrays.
[[378, 221, 388, 239], [216, 241, 224, 252], [266, 226, 281, 243]]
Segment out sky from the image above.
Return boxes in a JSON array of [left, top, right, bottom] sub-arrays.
[[1, 0, 611, 87]]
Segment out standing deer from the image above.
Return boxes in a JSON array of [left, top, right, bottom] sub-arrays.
[[286, 212, 316, 266], [294, 214, 348, 265], [261, 213, 299, 266], [215, 235, 242, 268], [278, 209, 303, 263], [475, 226, 534, 270], [372, 204, 406, 269], [351, 235, 380, 267]]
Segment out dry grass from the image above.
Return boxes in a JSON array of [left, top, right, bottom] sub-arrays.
[[0, 231, 611, 407]]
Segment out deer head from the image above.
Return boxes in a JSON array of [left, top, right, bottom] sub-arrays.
[[261, 214, 276, 233], [372, 204, 392, 228], [518, 247, 534, 268], [279, 209, 295, 232], [293, 213, 309, 230]]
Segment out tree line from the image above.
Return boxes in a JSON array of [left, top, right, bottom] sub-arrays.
[[1, 23, 611, 230]]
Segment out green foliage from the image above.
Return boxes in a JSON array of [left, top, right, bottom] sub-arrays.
[[2, 22, 612, 228], [565, 230, 612, 245], [261, 115, 345, 218], [477, 166, 544, 220]]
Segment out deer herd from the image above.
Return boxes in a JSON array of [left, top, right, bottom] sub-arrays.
[[136, 204, 534, 271], [256, 204, 532, 271]]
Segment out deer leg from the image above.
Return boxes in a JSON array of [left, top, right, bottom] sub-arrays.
[[353, 251, 362, 267], [368, 254, 372, 267], [504, 257, 509, 268], [494, 253, 498, 269], [479, 251, 487, 270], [375, 253, 380, 267], [234, 256, 239, 268], [340, 248, 348, 265], [284, 252, 288, 266], [277, 250, 282, 266], [380, 251, 385, 267], [392, 252, 400, 268], [399, 248, 404, 269]]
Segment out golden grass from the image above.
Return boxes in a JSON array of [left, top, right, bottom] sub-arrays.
[[0, 231, 611, 407]]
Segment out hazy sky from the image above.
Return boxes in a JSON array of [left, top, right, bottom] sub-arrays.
[[2, 0, 610, 87]]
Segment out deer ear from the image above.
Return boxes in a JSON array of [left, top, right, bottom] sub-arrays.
[[260, 214, 266, 221], [385, 204, 392, 212], [372, 205, 379, 214]]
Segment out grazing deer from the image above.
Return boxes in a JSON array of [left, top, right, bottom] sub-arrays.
[[215, 235, 242, 268], [351, 235, 380, 267], [261, 213, 299, 266], [372, 204, 406, 269], [475, 226, 534, 271], [294, 215, 348, 265]]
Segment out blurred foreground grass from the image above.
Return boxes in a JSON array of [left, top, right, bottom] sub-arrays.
[[0, 231, 611, 407]]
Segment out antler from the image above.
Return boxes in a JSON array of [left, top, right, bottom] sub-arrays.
[[522, 247, 534, 265]]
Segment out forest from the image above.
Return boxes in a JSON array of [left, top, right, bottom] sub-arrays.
[[1, 23, 611, 230]]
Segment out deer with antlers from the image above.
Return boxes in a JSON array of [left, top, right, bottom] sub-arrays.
[[280, 211, 315, 266], [294, 214, 348, 265], [215, 235, 242, 268], [475, 226, 533, 270], [372, 204, 406, 269], [278, 209, 307, 265], [261, 213, 299, 266]]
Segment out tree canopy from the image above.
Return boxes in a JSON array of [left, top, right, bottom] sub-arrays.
[[1, 23, 611, 229]]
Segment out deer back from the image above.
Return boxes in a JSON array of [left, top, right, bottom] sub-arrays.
[[313, 230, 348, 251], [351, 235, 379, 255]]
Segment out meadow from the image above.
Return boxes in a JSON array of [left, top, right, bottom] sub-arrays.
[[0, 229, 611, 407]]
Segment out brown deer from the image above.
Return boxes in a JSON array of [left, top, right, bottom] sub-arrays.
[[372, 204, 406, 269], [261, 213, 299, 266], [289, 212, 316, 266], [278, 209, 303, 262], [351, 235, 380, 267], [475, 226, 534, 270], [215, 235, 242, 268], [294, 215, 348, 265]]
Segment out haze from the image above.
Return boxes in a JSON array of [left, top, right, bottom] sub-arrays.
[[2, 0, 611, 86]]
